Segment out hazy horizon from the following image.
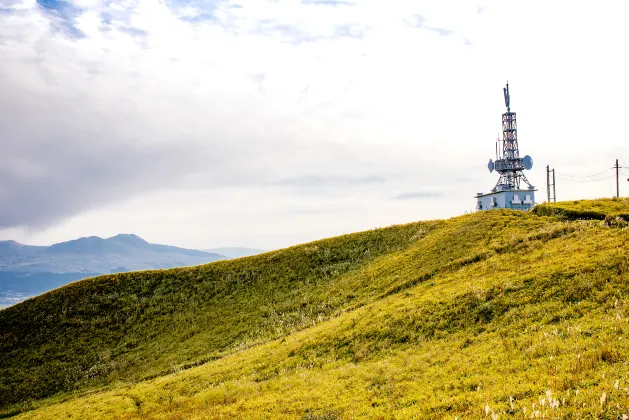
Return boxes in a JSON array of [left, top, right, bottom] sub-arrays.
[[1, 234, 265, 252]]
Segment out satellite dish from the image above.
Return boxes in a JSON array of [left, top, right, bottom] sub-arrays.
[[488, 159, 495, 173], [522, 155, 533, 170]]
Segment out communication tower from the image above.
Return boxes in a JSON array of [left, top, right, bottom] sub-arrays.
[[476, 83, 536, 211]]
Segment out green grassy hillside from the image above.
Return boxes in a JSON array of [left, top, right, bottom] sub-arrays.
[[2, 198, 629, 419], [0, 221, 439, 412]]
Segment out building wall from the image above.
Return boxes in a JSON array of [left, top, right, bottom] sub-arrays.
[[476, 190, 536, 211]]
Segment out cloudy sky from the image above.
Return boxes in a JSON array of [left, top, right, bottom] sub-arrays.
[[1, 0, 628, 250]]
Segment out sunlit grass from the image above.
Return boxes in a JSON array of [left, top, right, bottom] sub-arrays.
[[3, 199, 629, 418]]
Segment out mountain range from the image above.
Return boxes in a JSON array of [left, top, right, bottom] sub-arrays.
[[0, 234, 228, 308], [0, 234, 225, 273]]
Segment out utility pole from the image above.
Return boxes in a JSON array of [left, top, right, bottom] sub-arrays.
[[546, 165, 556, 203], [615, 159, 620, 198], [552, 168, 556, 202], [546, 165, 551, 203]]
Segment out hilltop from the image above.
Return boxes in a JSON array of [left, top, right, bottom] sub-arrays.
[[1, 198, 629, 418]]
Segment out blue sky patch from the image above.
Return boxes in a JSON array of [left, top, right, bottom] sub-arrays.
[[36, 0, 86, 39], [160, 0, 225, 24], [37, 0, 63, 11]]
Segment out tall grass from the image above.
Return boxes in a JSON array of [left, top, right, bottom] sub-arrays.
[[2, 199, 629, 418], [0, 220, 439, 412]]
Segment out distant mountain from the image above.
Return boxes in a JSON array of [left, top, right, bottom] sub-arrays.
[[203, 247, 266, 259], [0, 234, 224, 273], [0, 234, 226, 308], [0, 240, 44, 257]]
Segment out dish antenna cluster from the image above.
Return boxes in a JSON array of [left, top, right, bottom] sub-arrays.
[[476, 82, 537, 211]]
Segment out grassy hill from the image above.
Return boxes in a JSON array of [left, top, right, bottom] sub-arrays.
[[1, 198, 629, 418]]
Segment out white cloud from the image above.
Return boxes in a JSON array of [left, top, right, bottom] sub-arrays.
[[1, 0, 628, 249]]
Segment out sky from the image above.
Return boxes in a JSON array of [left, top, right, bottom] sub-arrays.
[[1, 0, 628, 250]]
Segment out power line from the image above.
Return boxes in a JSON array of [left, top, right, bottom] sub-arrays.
[[555, 168, 613, 178], [555, 171, 628, 183], [550, 160, 625, 198], [555, 174, 616, 183]]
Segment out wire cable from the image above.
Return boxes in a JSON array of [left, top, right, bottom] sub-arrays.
[[555, 174, 617, 183], [555, 168, 614, 178]]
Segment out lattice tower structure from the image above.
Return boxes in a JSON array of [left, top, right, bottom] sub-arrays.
[[492, 85, 533, 191]]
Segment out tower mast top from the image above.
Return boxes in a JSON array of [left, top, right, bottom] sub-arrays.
[[503, 81, 510, 112]]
